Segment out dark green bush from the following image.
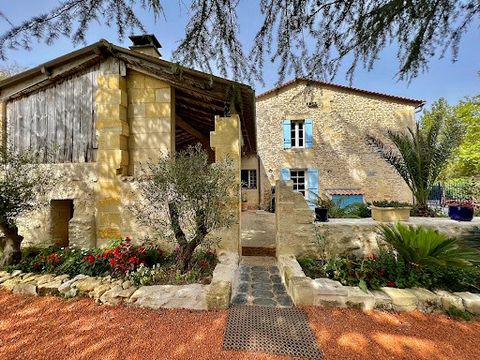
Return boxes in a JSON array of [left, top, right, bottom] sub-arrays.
[[372, 200, 412, 208], [298, 252, 480, 292]]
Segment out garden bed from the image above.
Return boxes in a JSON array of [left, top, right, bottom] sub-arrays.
[[0, 237, 239, 310], [277, 255, 480, 315]]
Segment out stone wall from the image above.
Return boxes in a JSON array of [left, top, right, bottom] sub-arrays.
[[256, 81, 417, 208], [314, 217, 480, 258], [275, 180, 316, 256], [16, 163, 97, 249]]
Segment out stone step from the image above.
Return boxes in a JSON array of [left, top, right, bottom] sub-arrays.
[[241, 246, 276, 257]]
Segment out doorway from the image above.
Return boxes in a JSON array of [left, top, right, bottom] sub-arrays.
[[50, 200, 74, 247]]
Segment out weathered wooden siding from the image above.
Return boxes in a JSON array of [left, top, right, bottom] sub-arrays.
[[6, 65, 99, 163]]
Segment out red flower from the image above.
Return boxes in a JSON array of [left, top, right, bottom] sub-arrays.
[[386, 281, 396, 287], [128, 256, 138, 264], [124, 236, 131, 242], [379, 269, 386, 276], [113, 247, 121, 257], [33, 263, 41, 270], [82, 255, 95, 264], [200, 260, 208, 269], [109, 259, 117, 267]]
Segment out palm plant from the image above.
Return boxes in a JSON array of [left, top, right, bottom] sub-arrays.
[[367, 99, 464, 216], [379, 223, 480, 268]]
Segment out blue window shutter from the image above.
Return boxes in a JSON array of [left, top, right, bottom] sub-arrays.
[[305, 118, 313, 148], [283, 120, 291, 149], [307, 168, 319, 209], [280, 168, 290, 181]]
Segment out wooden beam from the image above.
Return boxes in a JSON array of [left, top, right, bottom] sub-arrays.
[[175, 115, 209, 146], [175, 94, 224, 112]]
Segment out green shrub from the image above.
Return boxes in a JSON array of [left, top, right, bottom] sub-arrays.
[[379, 223, 480, 268], [328, 202, 371, 219], [446, 306, 475, 321], [372, 200, 412, 208]]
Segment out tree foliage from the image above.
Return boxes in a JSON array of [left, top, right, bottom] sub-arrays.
[[134, 145, 236, 272], [444, 95, 480, 177], [0, 0, 478, 83], [367, 98, 465, 215], [0, 148, 50, 266]]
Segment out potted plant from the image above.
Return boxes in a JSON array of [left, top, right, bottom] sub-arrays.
[[370, 200, 412, 222], [445, 200, 476, 222], [309, 192, 334, 222]]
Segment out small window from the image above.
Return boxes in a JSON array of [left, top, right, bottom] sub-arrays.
[[291, 120, 305, 148], [290, 170, 307, 197], [241, 169, 257, 189]]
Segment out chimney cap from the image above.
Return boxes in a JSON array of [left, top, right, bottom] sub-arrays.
[[129, 34, 162, 49]]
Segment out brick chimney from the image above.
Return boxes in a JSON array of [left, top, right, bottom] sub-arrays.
[[129, 34, 162, 58]]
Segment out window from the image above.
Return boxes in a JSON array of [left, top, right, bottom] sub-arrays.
[[290, 170, 306, 196], [241, 169, 257, 189], [291, 120, 305, 148]]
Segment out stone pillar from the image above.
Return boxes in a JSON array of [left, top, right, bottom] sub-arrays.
[[210, 114, 241, 254], [275, 180, 315, 256], [95, 62, 129, 245]]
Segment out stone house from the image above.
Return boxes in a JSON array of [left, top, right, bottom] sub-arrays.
[[0, 35, 255, 251], [241, 78, 424, 210]]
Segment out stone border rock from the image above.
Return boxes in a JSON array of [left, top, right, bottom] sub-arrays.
[[0, 251, 239, 311], [206, 251, 239, 310], [277, 255, 480, 315]]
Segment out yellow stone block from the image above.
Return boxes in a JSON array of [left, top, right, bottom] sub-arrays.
[[96, 88, 127, 106], [96, 120, 129, 136], [129, 132, 169, 150], [129, 117, 170, 134], [97, 212, 122, 227], [96, 197, 121, 212], [155, 88, 171, 103], [128, 71, 145, 89], [128, 88, 156, 103], [108, 75, 127, 91], [97, 149, 129, 167], [145, 103, 170, 117], [144, 76, 168, 89], [96, 104, 127, 121], [97, 227, 122, 240], [128, 103, 146, 118], [97, 133, 128, 150], [130, 149, 168, 164]]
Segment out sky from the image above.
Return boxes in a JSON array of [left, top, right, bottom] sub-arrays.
[[1, 1, 479, 109]]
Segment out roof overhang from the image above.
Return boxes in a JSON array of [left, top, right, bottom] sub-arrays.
[[0, 40, 257, 153]]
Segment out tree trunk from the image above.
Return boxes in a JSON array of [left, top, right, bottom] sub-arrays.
[[180, 238, 203, 273], [0, 223, 23, 267]]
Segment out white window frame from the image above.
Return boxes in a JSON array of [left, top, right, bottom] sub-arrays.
[[241, 169, 257, 189], [291, 120, 305, 148], [290, 169, 307, 198]]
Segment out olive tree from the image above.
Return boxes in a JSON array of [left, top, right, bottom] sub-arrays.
[[0, 148, 49, 267], [134, 145, 236, 272]]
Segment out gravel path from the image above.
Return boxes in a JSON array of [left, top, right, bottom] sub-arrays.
[[1, 290, 479, 360]]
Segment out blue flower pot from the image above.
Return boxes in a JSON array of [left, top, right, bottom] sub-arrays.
[[448, 206, 474, 222]]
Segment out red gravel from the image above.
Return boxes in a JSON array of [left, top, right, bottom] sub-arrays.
[[1, 290, 479, 360]]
